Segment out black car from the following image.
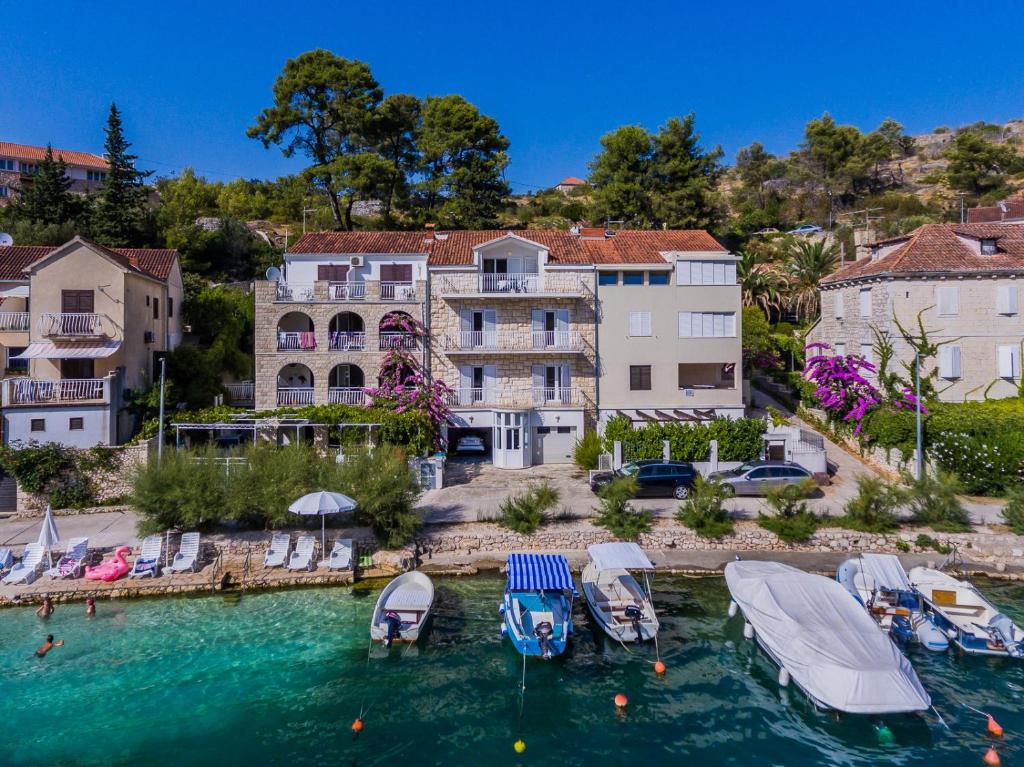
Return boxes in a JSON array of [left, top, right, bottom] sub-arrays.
[[590, 459, 698, 499]]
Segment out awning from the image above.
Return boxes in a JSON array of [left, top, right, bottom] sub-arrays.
[[506, 553, 574, 591], [587, 542, 655, 571], [0, 286, 29, 299], [859, 553, 912, 592], [12, 340, 122, 360]]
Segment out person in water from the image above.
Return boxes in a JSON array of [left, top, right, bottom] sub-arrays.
[[35, 597, 53, 619], [85, 598, 95, 617], [35, 634, 63, 658]]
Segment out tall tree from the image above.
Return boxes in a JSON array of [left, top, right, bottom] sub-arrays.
[[784, 238, 840, 320], [11, 145, 81, 225], [414, 95, 510, 228], [588, 125, 654, 226], [943, 131, 1023, 195], [92, 103, 151, 246], [650, 114, 724, 229], [248, 50, 382, 230], [796, 113, 868, 199], [369, 93, 422, 224]]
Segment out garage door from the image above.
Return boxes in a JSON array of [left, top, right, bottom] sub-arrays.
[[533, 426, 577, 464]]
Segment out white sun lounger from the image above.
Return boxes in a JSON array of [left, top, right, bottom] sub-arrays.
[[327, 539, 353, 570], [167, 532, 201, 573], [2, 543, 44, 585], [130, 535, 163, 578], [45, 537, 89, 579], [0, 547, 13, 575], [286, 535, 316, 572], [264, 533, 291, 568]]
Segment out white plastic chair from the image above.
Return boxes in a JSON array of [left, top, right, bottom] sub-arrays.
[[167, 532, 201, 573], [286, 536, 316, 572], [263, 533, 291, 568], [45, 537, 89, 579], [327, 539, 353, 570], [2, 543, 44, 585], [130, 536, 163, 578]]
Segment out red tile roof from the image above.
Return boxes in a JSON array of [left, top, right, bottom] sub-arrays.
[[0, 142, 108, 170], [114, 248, 179, 281], [821, 223, 1024, 285], [0, 246, 50, 281], [966, 194, 1024, 224], [557, 176, 586, 186], [0, 242, 178, 282], [289, 229, 725, 266]]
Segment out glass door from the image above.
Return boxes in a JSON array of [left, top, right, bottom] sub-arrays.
[[493, 411, 529, 469]]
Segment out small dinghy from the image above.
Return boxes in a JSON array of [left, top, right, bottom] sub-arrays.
[[370, 571, 435, 646], [909, 567, 1024, 658], [501, 553, 575, 659], [836, 554, 948, 652], [726, 560, 931, 714], [582, 542, 659, 643]]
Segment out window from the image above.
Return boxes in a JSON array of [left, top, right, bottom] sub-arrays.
[[833, 291, 844, 319], [859, 288, 871, 317], [997, 285, 1018, 315], [145, 295, 150, 306], [317, 264, 350, 282], [0, 159, 14, 170], [536, 426, 551, 434], [556, 426, 571, 434], [629, 365, 652, 391], [677, 312, 736, 337], [86, 170, 107, 182], [30, 419, 45, 433], [20, 163, 37, 174], [860, 343, 874, 366], [168, 297, 174, 318], [598, 272, 618, 286], [628, 311, 651, 337], [622, 271, 644, 286], [676, 260, 737, 285], [69, 417, 84, 431], [153, 298, 160, 320], [939, 345, 961, 379], [936, 286, 959, 316], [61, 289, 94, 313], [834, 342, 846, 357], [6, 347, 27, 372], [981, 239, 998, 255], [998, 345, 1020, 379], [0, 186, 7, 198], [648, 272, 669, 285]]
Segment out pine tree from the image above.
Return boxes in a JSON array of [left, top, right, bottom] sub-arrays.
[[12, 144, 81, 225], [92, 103, 151, 246]]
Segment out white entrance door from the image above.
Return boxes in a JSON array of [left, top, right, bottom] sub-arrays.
[[493, 411, 529, 469]]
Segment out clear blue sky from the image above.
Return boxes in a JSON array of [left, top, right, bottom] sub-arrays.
[[6, 0, 1023, 193]]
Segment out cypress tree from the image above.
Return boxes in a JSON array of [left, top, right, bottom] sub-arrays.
[[92, 103, 151, 246]]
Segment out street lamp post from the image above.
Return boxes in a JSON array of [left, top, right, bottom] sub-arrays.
[[302, 208, 317, 234], [157, 355, 166, 465], [915, 351, 923, 480]]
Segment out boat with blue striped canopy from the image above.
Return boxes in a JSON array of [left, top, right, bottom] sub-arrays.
[[500, 553, 575, 658]]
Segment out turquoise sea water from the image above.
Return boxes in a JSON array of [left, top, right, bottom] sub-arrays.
[[3, 575, 1024, 767]]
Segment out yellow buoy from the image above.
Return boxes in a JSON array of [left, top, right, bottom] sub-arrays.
[[514, 739, 526, 754]]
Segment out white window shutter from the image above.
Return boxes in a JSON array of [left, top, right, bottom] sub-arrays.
[[702, 313, 714, 337], [833, 291, 844, 319], [860, 343, 873, 366], [676, 262, 688, 285], [859, 288, 871, 317], [998, 345, 1019, 378], [725, 312, 736, 336], [726, 262, 737, 284], [835, 343, 846, 357], [629, 311, 650, 336], [937, 286, 959, 316], [713, 262, 726, 284], [713, 313, 725, 337], [702, 262, 714, 285], [998, 285, 1019, 315], [939, 346, 962, 379], [678, 312, 691, 337]]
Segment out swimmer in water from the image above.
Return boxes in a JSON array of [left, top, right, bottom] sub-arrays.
[[35, 634, 63, 658], [85, 597, 95, 617], [35, 597, 53, 619]]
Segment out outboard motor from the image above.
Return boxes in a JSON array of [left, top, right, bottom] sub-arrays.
[[624, 605, 645, 644], [384, 610, 402, 648], [987, 613, 1024, 657], [535, 621, 554, 658], [890, 614, 914, 646]]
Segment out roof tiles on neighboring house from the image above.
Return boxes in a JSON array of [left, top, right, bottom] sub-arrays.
[[0, 142, 108, 170], [0, 242, 178, 283], [0, 246, 50, 280], [821, 223, 1024, 285], [557, 176, 586, 186], [966, 193, 1024, 224]]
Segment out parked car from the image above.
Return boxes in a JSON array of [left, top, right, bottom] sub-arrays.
[[707, 460, 813, 496], [590, 460, 698, 499], [754, 227, 780, 235], [787, 224, 823, 235], [454, 435, 486, 454]]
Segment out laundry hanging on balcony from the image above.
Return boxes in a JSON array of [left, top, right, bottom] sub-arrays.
[[11, 340, 122, 359]]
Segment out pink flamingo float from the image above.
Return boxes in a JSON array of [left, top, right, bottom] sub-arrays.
[[84, 546, 132, 582]]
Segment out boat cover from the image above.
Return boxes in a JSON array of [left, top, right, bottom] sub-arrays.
[[725, 560, 931, 714], [859, 553, 913, 592], [587, 542, 655, 572], [507, 553, 574, 591]]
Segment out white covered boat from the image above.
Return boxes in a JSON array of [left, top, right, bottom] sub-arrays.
[[909, 567, 1024, 658], [725, 560, 931, 714], [582, 542, 659, 643], [370, 571, 435, 646]]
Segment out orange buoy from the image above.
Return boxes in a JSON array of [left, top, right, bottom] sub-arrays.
[[351, 718, 364, 734], [988, 716, 1004, 738], [983, 747, 1001, 767], [654, 661, 666, 675], [614, 693, 628, 708]]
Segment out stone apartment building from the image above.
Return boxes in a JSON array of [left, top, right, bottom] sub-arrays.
[[0, 141, 109, 205], [808, 223, 1024, 401], [0, 237, 183, 447], [253, 228, 744, 468]]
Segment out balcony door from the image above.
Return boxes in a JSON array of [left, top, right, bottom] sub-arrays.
[[460, 308, 496, 348], [532, 364, 571, 404], [61, 290, 94, 334], [532, 309, 568, 349], [60, 359, 94, 380], [458, 364, 495, 405]]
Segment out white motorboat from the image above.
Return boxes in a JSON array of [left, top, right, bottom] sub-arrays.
[[909, 567, 1024, 658], [581, 542, 659, 643], [370, 571, 435, 646], [836, 554, 948, 652], [726, 560, 931, 715]]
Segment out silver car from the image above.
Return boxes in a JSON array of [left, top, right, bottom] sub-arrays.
[[708, 461, 814, 496]]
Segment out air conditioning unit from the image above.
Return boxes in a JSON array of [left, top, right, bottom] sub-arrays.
[[143, 331, 156, 343], [350, 255, 364, 267]]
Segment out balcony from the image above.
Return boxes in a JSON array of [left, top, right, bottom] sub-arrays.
[[328, 387, 366, 405], [0, 312, 30, 332], [276, 283, 315, 301], [39, 313, 110, 338], [380, 282, 417, 301], [274, 281, 421, 303], [277, 332, 316, 351], [444, 330, 584, 354], [277, 387, 314, 406], [329, 332, 366, 351], [379, 332, 418, 351], [3, 378, 108, 406], [437, 273, 587, 298], [329, 282, 366, 301], [444, 386, 585, 409], [223, 381, 255, 406]]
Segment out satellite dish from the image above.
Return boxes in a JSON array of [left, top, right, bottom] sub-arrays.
[[265, 266, 282, 281], [0, 233, 13, 247]]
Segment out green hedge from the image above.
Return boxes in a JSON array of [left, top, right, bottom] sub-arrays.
[[0, 442, 120, 508], [603, 415, 766, 462]]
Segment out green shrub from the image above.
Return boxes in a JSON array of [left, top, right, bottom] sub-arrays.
[[758, 479, 820, 542], [594, 477, 651, 540], [915, 533, 951, 555], [675, 476, 735, 538], [837, 475, 910, 533], [340, 447, 422, 548], [759, 512, 820, 543], [1001, 485, 1024, 534], [0, 441, 116, 508], [603, 415, 766, 462], [929, 429, 1024, 496], [133, 446, 231, 534], [895, 539, 910, 552], [573, 431, 602, 470], [905, 470, 971, 532], [495, 482, 561, 535]]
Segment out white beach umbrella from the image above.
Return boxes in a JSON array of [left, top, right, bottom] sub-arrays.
[[288, 491, 357, 556], [37, 504, 60, 567]]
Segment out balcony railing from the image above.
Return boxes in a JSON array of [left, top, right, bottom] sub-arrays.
[[379, 332, 418, 351], [0, 312, 30, 332], [444, 386, 584, 408], [445, 330, 583, 352], [6, 378, 106, 405], [380, 282, 417, 301], [329, 282, 366, 301], [328, 387, 366, 405], [329, 332, 366, 351], [277, 331, 317, 351], [277, 387, 314, 406], [276, 283, 315, 301], [224, 381, 255, 404], [438, 273, 587, 296], [39, 313, 108, 337]]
